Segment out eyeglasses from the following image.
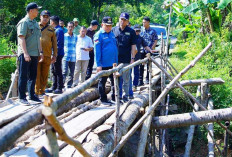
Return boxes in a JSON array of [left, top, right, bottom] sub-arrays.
[[135, 30, 141, 32]]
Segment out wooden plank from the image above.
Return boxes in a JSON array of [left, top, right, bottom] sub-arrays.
[[10, 106, 115, 156]]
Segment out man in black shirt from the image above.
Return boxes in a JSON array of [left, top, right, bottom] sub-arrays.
[[112, 12, 137, 102], [85, 20, 99, 80]]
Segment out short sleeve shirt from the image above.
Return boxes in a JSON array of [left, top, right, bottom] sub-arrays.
[[17, 15, 41, 56], [73, 25, 81, 35], [112, 26, 137, 63], [64, 33, 78, 62], [76, 35, 93, 60], [140, 27, 158, 52]]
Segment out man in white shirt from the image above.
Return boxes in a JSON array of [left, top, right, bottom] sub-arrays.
[[73, 26, 93, 86]]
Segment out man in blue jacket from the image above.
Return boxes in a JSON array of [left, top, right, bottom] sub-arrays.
[[94, 16, 118, 105]]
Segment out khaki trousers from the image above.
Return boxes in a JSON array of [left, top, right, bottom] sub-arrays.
[[35, 56, 51, 95], [73, 60, 89, 85]]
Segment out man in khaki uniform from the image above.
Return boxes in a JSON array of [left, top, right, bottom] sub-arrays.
[[17, 2, 43, 104], [35, 10, 57, 96], [73, 18, 81, 35]]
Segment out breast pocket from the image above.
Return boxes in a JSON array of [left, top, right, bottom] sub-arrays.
[[26, 25, 34, 37]]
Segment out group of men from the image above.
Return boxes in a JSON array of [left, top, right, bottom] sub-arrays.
[[17, 2, 158, 105]]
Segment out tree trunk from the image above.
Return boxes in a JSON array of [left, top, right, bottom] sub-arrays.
[[152, 107, 232, 129], [207, 7, 214, 33]]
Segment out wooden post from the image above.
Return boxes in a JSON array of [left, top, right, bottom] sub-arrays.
[[109, 43, 212, 157], [113, 63, 120, 147], [165, 4, 172, 56], [136, 55, 153, 157], [207, 97, 214, 157], [5, 69, 18, 100], [161, 94, 169, 156], [184, 86, 201, 157], [223, 121, 230, 157], [201, 83, 208, 109]]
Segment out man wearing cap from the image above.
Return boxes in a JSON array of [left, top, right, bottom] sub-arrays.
[[73, 18, 81, 35], [35, 10, 57, 97], [73, 26, 93, 86], [112, 12, 137, 102], [85, 20, 99, 80], [62, 22, 77, 88], [46, 15, 64, 94], [17, 2, 43, 104], [94, 16, 118, 105], [133, 24, 154, 90], [139, 16, 158, 85], [59, 20, 68, 33]]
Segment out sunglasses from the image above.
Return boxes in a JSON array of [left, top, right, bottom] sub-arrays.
[[135, 30, 141, 32]]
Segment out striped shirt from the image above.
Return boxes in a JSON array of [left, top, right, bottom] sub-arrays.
[[63, 33, 78, 62]]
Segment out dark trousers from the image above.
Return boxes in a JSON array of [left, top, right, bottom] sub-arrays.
[[62, 60, 75, 88], [98, 66, 115, 101], [51, 55, 63, 90], [133, 64, 140, 86], [139, 53, 149, 84], [18, 54, 38, 99], [86, 50, 94, 80]]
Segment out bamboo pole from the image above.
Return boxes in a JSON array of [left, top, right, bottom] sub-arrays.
[[173, 78, 225, 87], [223, 121, 230, 157], [136, 57, 153, 157], [152, 107, 232, 129], [108, 42, 212, 157], [184, 86, 201, 157], [207, 97, 214, 157], [113, 64, 120, 147], [42, 96, 91, 157], [5, 69, 18, 101], [150, 56, 232, 136], [0, 62, 149, 153]]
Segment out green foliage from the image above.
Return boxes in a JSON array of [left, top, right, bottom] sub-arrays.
[[0, 37, 16, 92], [169, 28, 232, 136], [217, 0, 232, 9]]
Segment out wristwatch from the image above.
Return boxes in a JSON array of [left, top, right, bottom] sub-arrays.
[[131, 57, 135, 60]]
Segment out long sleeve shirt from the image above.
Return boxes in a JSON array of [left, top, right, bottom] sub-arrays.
[[94, 29, 118, 67], [55, 25, 64, 56]]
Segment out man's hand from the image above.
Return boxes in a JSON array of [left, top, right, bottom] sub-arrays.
[[150, 49, 158, 53], [97, 67, 102, 73], [51, 55, 56, 63], [130, 59, 135, 64], [39, 53, 44, 62], [24, 53, 31, 62]]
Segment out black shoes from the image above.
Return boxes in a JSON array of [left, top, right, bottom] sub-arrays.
[[29, 95, 42, 102], [53, 89, 62, 94], [101, 100, 113, 105]]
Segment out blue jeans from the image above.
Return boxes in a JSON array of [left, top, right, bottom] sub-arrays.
[[62, 60, 75, 88], [18, 54, 38, 99]]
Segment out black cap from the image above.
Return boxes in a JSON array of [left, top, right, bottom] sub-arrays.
[[134, 24, 141, 30], [91, 20, 99, 26], [102, 16, 113, 25], [26, 2, 42, 11], [120, 12, 129, 20], [40, 10, 50, 16]]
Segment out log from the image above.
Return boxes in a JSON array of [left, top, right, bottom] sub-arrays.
[[109, 42, 212, 157], [175, 78, 224, 87], [42, 100, 91, 157], [207, 98, 214, 157], [0, 55, 17, 60], [184, 86, 201, 157], [152, 107, 232, 129], [0, 87, 110, 153], [78, 91, 149, 157]]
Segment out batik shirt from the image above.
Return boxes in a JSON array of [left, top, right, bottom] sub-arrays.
[[140, 27, 158, 53]]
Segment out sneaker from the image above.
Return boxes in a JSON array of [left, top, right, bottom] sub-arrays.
[[29, 95, 42, 102], [19, 98, 30, 105], [45, 88, 54, 93], [101, 100, 112, 105], [39, 93, 47, 98], [123, 96, 129, 103], [145, 80, 149, 84], [53, 89, 62, 94], [129, 95, 134, 99]]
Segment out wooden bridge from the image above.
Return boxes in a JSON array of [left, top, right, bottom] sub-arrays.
[[0, 40, 231, 157]]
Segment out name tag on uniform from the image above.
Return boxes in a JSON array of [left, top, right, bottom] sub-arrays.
[[125, 32, 130, 35], [103, 37, 109, 39]]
